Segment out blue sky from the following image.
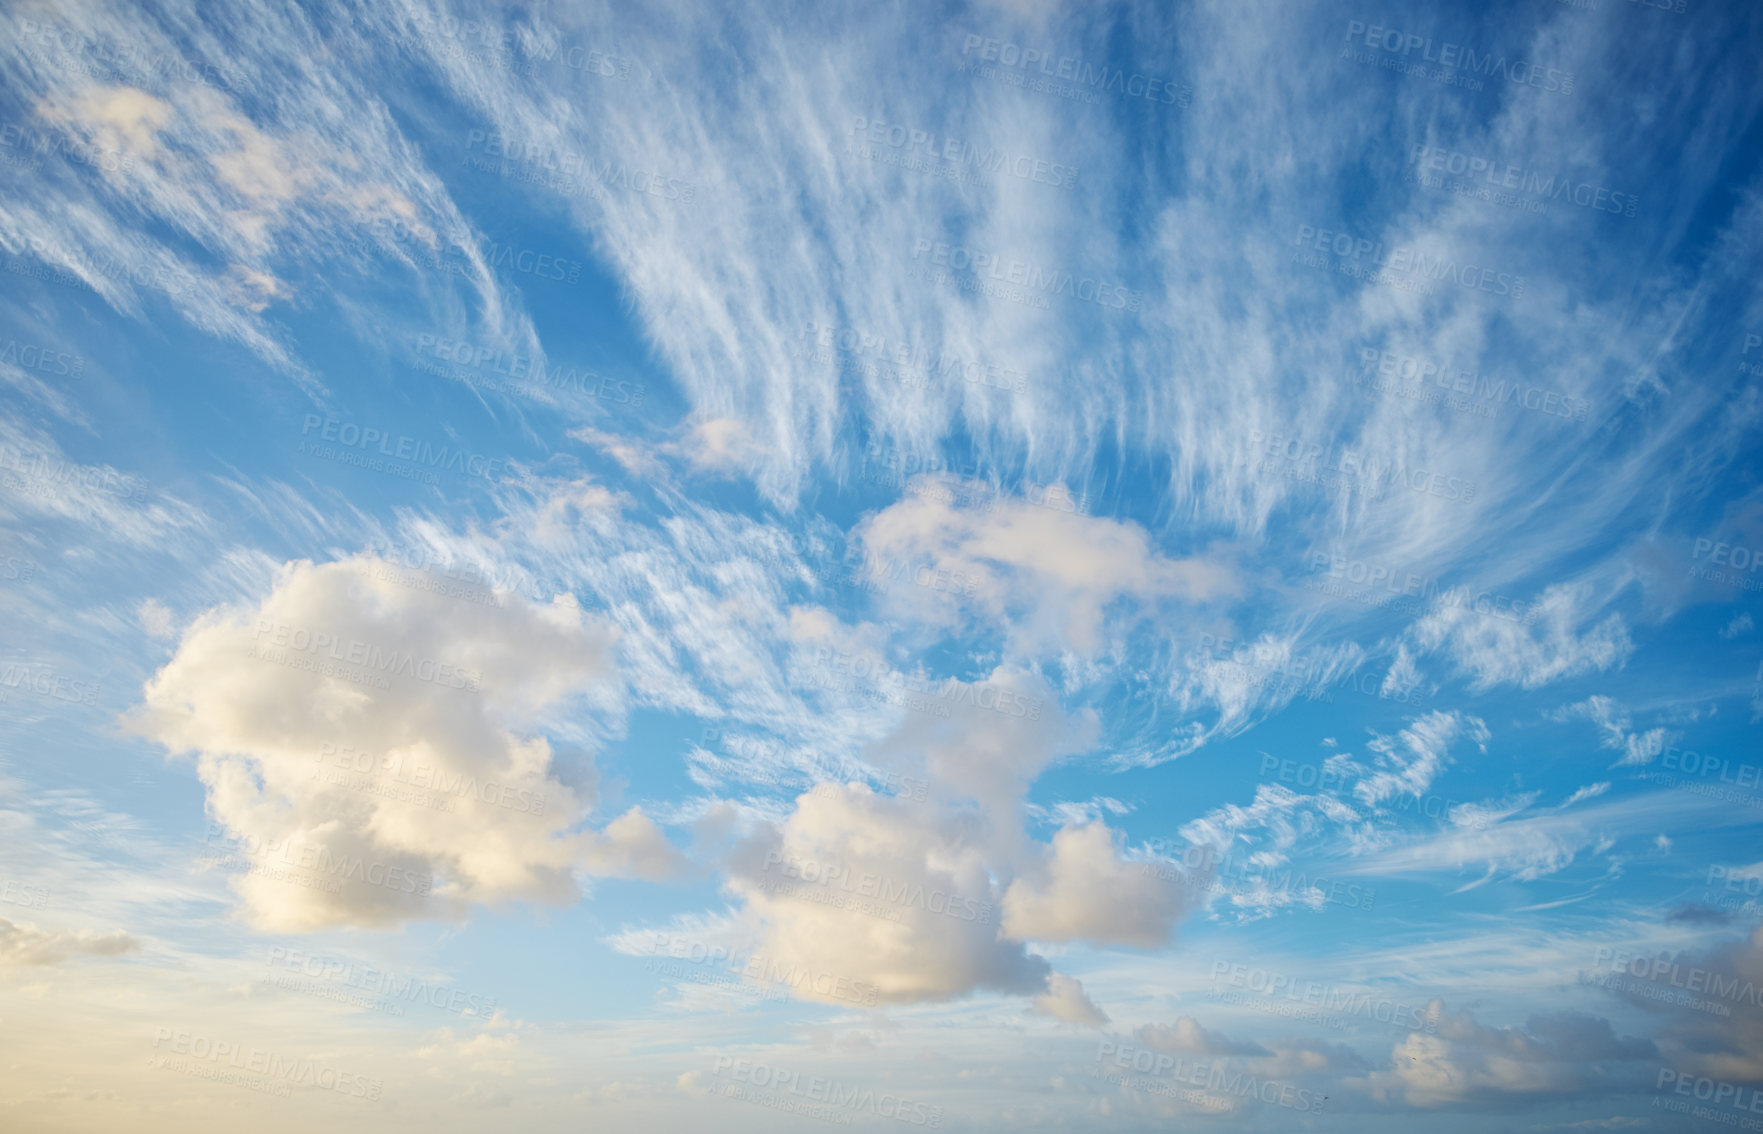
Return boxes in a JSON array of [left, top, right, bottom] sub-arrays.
[[2, 0, 1762, 1130]]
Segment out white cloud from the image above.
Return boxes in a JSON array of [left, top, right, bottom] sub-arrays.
[[1369, 1006, 1654, 1107], [857, 477, 1237, 653], [137, 598, 177, 640], [1030, 972, 1108, 1026], [1352, 711, 1489, 809], [1549, 695, 1671, 767], [721, 783, 1050, 1005], [583, 808, 690, 881], [1561, 783, 1610, 808], [1133, 1017, 1268, 1057], [1339, 791, 1748, 886], [1413, 583, 1632, 692], [1003, 821, 1188, 947], [128, 554, 645, 930], [0, 918, 138, 966]]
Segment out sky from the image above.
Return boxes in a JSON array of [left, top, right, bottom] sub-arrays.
[[1, 0, 1761, 1130]]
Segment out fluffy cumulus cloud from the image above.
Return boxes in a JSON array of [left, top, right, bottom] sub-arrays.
[[1031, 971, 1109, 1026], [1003, 821, 1188, 947], [129, 554, 682, 930], [866, 666, 1098, 818], [1590, 923, 1763, 1085], [1369, 1007, 1654, 1108], [711, 662, 1190, 1010], [723, 782, 1049, 1005], [856, 478, 1237, 653]]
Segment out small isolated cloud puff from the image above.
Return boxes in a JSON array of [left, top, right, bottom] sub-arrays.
[[679, 418, 765, 476], [0, 919, 139, 966], [1003, 821, 1188, 947], [583, 808, 690, 881], [857, 477, 1238, 653], [137, 597, 177, 640], [1031, 972, 1108, 1026], [128, 554, 644, 931]]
